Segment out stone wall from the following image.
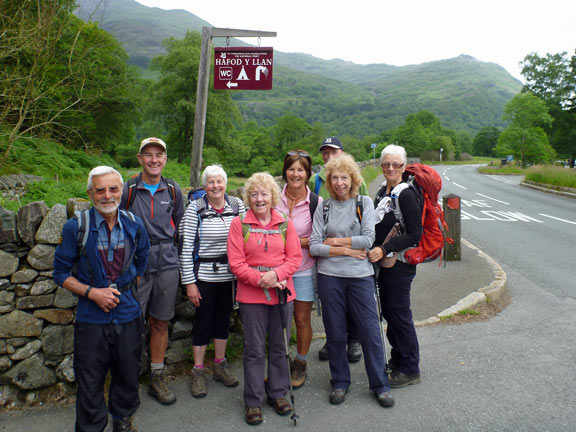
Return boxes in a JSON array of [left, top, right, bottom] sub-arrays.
[[0, 200, 196, 409]]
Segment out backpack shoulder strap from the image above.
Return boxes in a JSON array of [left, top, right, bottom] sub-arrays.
[[125, 177, 138, 210], [356, 195, 364, 223], [75, 209, 90, 255], [309, 192, 319, 220], [390, 182, 412, 232], [374, 181, 387, 207], [225, 194, 240, 216], [164, 177, 176, 201], [314, 174, 323, 195]]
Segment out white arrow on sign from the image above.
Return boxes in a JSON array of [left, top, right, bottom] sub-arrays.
[[226, 81, 238, 88]]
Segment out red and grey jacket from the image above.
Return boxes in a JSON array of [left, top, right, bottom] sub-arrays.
[[121, 173, 184, 272]]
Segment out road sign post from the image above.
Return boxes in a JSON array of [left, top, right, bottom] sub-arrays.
[[190, 27, 276, 188]]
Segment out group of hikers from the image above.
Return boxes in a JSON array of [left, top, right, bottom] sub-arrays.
[[53, 135, 423, 431]]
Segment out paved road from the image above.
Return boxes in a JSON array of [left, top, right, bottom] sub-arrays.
[[2, 165, 575, 431]]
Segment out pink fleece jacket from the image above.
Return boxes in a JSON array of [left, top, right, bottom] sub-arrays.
[[227, 208, 302, 304]]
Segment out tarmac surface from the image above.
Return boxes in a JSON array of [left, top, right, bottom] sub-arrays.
[[0, 176, 509, 431]]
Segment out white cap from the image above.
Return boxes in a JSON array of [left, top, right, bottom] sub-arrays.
[[139, 137, 167, 153]]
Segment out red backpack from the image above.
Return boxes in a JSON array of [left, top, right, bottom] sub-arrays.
[[376, 163, 452, 265]]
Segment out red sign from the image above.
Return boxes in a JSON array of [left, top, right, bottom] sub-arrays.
[[213, 47, 274, 90]]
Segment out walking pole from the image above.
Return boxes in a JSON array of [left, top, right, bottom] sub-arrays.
[[373, 267, 391, 374], [277, 287, 299, 426]]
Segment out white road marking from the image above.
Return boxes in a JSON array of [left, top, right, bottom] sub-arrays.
[[487, 175, 518, 185], [453, 182, 467, 190], [475, 193, 510, 205], [539, 214, 576, 225]]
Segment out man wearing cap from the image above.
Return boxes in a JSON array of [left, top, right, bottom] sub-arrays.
[[121, 137, 185, 405], [309, 136, 368, 364]]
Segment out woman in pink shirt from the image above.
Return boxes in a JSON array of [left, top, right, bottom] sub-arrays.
[[276, 150, 322, 390], [227, 172, 302, 426]]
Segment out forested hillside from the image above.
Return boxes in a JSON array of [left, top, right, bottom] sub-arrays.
[[75, 0, 522, 136]]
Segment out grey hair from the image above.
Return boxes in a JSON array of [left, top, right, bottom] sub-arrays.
[[380, 144, 407, 165], [202, 165, 228, 186], [87, 166, 123, 190]]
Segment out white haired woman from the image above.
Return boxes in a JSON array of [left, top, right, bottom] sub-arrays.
[[179, 165, 245, 398], [368, 145, 423, 388]]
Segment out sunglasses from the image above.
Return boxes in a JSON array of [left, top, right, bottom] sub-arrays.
[[286, 151, 310, 159], [381, 162, 405, 169]]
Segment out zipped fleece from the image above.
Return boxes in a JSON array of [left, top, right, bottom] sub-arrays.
[[120, 173, 184, 272], [227, 208, 302, 304]]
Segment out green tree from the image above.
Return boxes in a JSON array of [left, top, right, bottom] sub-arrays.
[[146, 31, 240, 164], [520, 50, 576, 162], [473, 126, 500, 157], [495, 92, 555, 166], [0, 1, 140, 166]]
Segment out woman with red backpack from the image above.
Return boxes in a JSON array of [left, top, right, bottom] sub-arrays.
[[368, 144, 423, 388]]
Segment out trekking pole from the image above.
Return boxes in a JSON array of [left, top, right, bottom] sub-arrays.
[[277, 287, 299, 426], [373, 267, 391, 374]]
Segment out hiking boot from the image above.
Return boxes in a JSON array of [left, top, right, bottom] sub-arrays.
[[190, 367, 207, 398], [375, 391, 395, 408], [148, 369, 176, 405], [290, 358, 307, 389], [318, 342, 328, 361], [347, 341, 362, 363], [213, 359, 239, 387], [112, 417, 137, 432], [389, 371, 421, 388], [245, 406, 263, 426], [267, 396, 292, 416], [329, 387, 349, 405]]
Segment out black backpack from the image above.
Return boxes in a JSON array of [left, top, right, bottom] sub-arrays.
[[191, 194, 241, 277]]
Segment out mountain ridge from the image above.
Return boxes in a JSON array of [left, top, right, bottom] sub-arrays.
[[75, 0, 523, 136]]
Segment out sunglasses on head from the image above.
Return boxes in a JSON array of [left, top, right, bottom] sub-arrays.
[[286, 151, 310, 159]]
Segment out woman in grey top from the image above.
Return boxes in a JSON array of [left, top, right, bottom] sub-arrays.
[[309, 153, 394, 409]]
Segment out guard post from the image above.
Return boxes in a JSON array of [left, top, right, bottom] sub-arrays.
[[443, 194, 461, 261]]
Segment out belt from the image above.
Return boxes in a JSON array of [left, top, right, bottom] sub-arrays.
[[150, 239, 174, 246], [251, 266, 275, 301], [197, 254, 228, 264]]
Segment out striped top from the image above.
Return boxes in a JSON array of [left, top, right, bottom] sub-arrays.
[[179, 196, 245, 284]]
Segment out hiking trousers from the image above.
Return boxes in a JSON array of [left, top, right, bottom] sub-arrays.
[[239, 302, 293, 407], [73, 318, 142, 432], [378, 272, 420, 375], [317, 273, 390, 393]]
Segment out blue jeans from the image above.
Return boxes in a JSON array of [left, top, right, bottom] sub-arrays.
[[317, 273, 390, 393]]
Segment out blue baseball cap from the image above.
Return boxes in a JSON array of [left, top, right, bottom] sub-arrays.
[[319, 136, 343, 151]]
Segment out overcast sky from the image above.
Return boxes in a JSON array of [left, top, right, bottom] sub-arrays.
[[137, 0, 575, 82]]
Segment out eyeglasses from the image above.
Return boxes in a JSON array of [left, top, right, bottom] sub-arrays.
[[141, 152, 166, 159], [92, 186, 121, 195], [381, 162, 405, 169]]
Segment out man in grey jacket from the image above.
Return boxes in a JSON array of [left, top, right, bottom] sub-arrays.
[[121, 137, 185, 405]]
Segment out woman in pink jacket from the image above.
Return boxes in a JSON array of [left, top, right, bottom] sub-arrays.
[[227, 172, 302, 426]]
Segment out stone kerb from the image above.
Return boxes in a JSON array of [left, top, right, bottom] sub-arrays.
[[0, 198, 196, 409]]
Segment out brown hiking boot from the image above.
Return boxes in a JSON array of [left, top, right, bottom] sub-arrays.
[[190, 367, 207, 398], [245, 406, 263, 426], [290, 358, 307, 389], [213, 359, 239, 387], [148, 369, 176, 405], [112, 416, 137, 432]]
